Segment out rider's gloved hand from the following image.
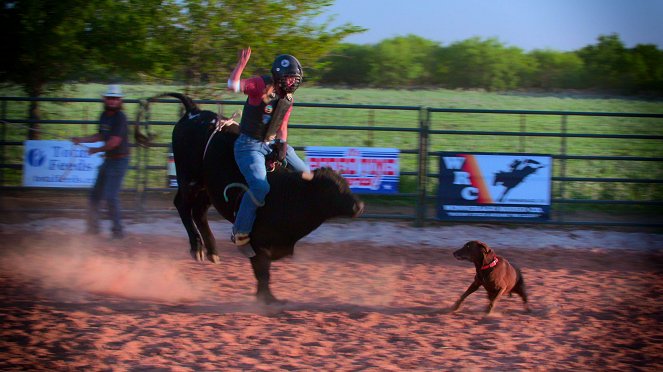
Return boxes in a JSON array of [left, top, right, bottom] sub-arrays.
[[273, 139, 287, 162], [267, 140, 286, 162], [265, 140, 287, 171]]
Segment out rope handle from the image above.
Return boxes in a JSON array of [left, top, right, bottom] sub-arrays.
[[223, 183, 265, 207]]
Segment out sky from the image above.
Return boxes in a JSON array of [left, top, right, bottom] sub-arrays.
[[316, 0, 663, 51]]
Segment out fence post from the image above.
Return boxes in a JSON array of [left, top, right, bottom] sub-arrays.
[[519, 114, 526, 152], [415, 107, 430, 227], [1, 100, 6, 188], [135, 101, 151, 214], [558, 115, 568, 222], [365, 109, 374, 147]]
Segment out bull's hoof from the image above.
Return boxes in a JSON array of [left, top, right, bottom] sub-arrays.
[[256, 292, 287, 306], [207, 254, 221, 264], [237, 245, 256, 258], [190, 249, 205, 262]]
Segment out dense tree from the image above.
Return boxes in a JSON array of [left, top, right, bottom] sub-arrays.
[[0, 0, 180, 138], [79, 0, 182, 82], [169, 0, 362, 85], [318, 43, 375, 85], [1, 0, 362, 138], [438, 37, 534, 91], [2, 0, 92, 138], [528, 49, 584, 89], [626, 44, 663, 93], [576, 34, 637, 91], [368, 35, 438, 87]]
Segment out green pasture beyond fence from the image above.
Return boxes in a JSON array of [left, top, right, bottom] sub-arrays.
[[1, 96, 662, 227]]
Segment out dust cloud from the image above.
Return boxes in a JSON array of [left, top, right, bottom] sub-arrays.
[[0, 235, 202, 304]]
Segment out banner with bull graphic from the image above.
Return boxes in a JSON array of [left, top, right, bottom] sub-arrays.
[[304, 147, 399, 194], [23, 140, 104, 188], [437, 152, 552, 221]]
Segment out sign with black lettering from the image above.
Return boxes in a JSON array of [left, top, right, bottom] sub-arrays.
[[437, 152, 552, 221], [23, 140, 104, 188]]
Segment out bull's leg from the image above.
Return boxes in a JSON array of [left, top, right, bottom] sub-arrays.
[[191, 193, 219, 264], [250, 250, 284, 305], [174, 187, 204, 262]]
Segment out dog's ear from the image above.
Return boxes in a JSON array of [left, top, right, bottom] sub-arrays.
[[476, 241, 492, 254]]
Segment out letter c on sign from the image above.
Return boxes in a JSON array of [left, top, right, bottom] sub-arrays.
[[461, 187, 479, 200]]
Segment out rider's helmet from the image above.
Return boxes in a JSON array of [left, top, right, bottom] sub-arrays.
[[271, 54, 303, 94]]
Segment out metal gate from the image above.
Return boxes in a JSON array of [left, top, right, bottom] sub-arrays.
[[1, 96, 662, 227]]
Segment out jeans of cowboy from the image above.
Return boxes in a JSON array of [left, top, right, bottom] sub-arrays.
[[88, 157, 129, 235], [233, 133, 309, 235]]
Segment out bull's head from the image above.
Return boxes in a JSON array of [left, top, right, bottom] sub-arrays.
[[303, 167, 364, 218]]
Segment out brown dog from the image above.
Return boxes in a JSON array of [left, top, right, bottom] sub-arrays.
[[452, 240, 530, 314]]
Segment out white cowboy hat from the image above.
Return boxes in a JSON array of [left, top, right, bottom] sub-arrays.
[[103, 84, 124, 98]]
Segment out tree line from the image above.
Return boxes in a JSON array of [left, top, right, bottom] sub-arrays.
[[318, 34, 663, 94]]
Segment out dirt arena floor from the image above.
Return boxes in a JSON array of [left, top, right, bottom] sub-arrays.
[[1, 216, 662, 370]]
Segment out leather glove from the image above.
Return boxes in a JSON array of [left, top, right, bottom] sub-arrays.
[[270, 139, 287, 162], [265, 140, 287, 171]]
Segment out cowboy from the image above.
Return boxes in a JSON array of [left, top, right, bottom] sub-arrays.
[[227, 47, 309, 256], [72, 84, 130, 239]]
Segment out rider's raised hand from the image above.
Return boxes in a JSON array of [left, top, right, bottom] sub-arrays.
[[238, 47, 251, 66]]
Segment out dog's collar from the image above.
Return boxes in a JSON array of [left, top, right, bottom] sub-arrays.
[[480, 257, 499, 270]]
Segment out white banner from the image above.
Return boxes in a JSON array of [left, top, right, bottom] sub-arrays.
[[23, 140, 104, 188]]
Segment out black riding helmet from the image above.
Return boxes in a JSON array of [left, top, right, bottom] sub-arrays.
[[271, 54, 303, 94]]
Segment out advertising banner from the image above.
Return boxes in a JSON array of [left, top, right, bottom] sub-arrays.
[[437, 152, 552, 221], [23, 140, 103, 188], [304, 146, 400, 194]]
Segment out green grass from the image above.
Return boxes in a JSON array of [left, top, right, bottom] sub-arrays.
[[2, 84, 662, 206]]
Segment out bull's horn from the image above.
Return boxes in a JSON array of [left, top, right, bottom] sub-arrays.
[[301, 172, 314, 181]]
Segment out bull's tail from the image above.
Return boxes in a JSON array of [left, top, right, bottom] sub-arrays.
[[159, 92, 200, 114], [134, 92, 201, 147]]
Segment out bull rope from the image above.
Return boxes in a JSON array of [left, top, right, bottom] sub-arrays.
[[202, 111, 241, 160], [223, 183, 265, 207]]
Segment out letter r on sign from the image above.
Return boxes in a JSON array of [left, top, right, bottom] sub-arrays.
[[453, 171, 472, 185]]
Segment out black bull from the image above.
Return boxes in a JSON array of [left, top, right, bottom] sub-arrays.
[[146, 93, 364, 304]]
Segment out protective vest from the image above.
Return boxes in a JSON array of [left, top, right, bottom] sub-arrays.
[[239, 76, 293, 141]]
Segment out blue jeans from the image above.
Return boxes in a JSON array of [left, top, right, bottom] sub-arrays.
[[88, 157, 129, 234], [233, 134, 308, 234]]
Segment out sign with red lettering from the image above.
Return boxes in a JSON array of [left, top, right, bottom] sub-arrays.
[[304, 147, 400, 194]]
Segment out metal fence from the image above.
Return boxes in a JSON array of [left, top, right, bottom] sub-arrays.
[[1, 96, 662, 227]]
